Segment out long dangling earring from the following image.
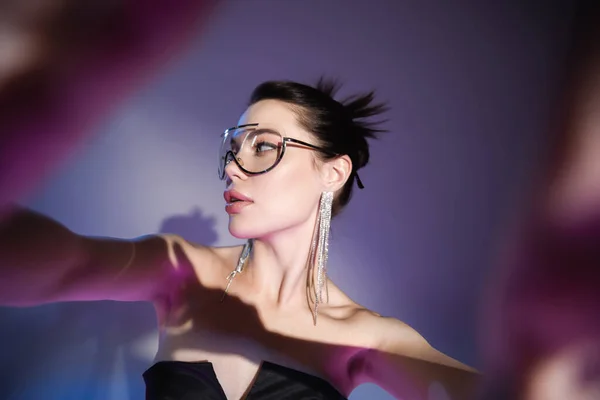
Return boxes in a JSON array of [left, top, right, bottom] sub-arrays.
[[221, 239, 253, 302], [310, 191, 334, 325]]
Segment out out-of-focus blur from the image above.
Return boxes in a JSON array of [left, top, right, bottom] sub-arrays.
[[0, 0, 216, 218], [481, 0, 600, 398], [1, 1, 595, 399], [525, 340, 600, 400]]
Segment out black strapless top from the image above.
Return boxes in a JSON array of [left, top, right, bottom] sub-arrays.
[[143, 360, 348, 400]]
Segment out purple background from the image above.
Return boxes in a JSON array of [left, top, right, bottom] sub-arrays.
[[0, 1, 576, 399]]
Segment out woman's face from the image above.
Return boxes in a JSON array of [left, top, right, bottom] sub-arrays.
[[223, 100, 331, 240]]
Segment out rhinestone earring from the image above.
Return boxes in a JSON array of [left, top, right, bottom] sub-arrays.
[[310, 191, 333, 325], [221, 239, 253, 302]]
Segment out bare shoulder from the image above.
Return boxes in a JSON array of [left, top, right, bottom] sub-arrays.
[[156, 234, 244, 282], [321, 285, 435, 358], [155, 233, 209, 271], [342, 310, 477, 375], [338, 303, 428, 351], [370, 314, 478, 372], [363, 313, 425, 340], [363, 314, 431, 352], [322, 281, 400, 327], [319, 283, 418, 348], [157, 233, 212, 261], [319, 281, 379, 321]]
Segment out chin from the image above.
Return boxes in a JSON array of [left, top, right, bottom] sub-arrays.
[[227, 215, 295, 240], [228, 226, 254, 240], [227, 217, 260, 239]]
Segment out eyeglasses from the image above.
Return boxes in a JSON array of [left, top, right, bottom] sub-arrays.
[[217, 123, 336, 180]]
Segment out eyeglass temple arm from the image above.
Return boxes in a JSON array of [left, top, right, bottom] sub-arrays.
[[284, 138, 365, 189]]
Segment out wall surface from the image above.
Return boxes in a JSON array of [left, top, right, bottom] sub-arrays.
[[0, 1, 575, 399]]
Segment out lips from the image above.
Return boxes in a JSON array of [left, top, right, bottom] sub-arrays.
[[224, 189, 253, 204], [224, 189, 253, 214]]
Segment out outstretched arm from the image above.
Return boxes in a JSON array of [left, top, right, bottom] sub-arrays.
[[356, 318, 480, 399], [0, 205, 184, 306]]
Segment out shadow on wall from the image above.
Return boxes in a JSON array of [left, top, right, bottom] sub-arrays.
[[0, 208, 218, 400], [159, 207, 219, 246]]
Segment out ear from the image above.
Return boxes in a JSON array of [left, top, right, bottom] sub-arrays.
[[320, 155, 352, 192]]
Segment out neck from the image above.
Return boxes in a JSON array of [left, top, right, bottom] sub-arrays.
[[245, 211, 320, 307]]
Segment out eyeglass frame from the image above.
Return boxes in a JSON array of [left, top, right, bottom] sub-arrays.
[[218, 123, 338, 180]]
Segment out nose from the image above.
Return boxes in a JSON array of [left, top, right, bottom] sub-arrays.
[[224, 153, 248, 183]]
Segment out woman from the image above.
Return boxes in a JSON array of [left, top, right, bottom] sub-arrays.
[[1, 79, 478, 399]]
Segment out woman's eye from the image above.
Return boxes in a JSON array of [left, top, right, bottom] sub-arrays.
[[255, 142, 276, 152]]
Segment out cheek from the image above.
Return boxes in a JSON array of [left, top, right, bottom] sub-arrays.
[[257, 167, 319, 214], [228, 164, 322, 237]]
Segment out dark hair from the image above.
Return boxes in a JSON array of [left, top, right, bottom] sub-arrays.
[[249, 77, 388, 216]]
